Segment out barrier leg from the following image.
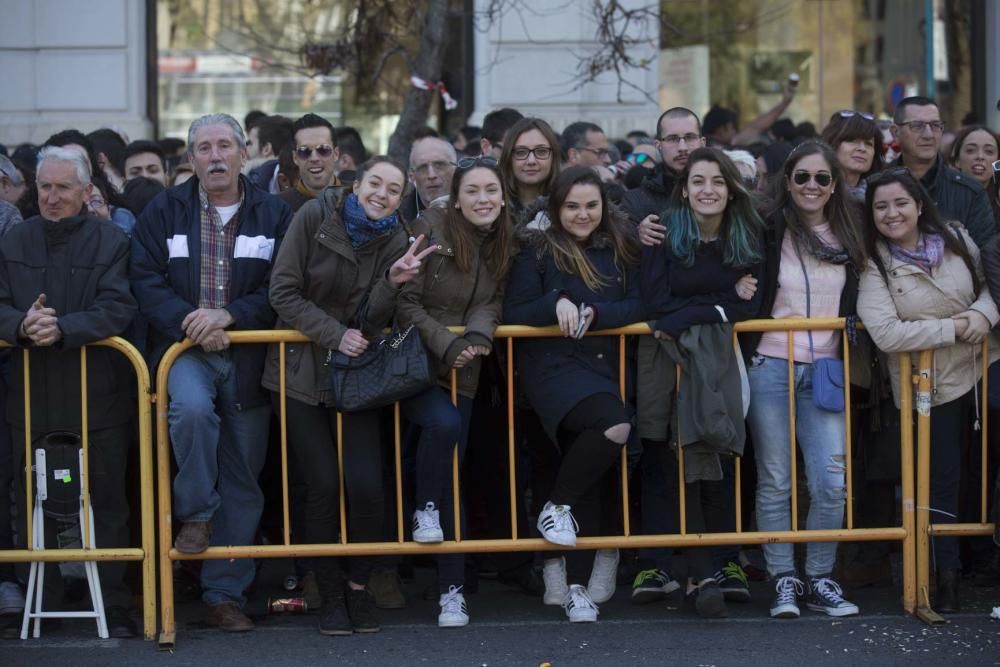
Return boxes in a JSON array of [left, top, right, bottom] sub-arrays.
[[914, 351, 943, 624], [898, 353, 916, 614]]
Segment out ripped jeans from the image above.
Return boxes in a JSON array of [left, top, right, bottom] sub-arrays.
[[747, 355, 847, 577]]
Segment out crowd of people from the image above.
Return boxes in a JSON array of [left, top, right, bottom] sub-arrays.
[[0, 92, 998, 639]]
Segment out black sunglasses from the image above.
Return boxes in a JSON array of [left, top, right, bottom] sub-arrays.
[[456, 156, 499, 169], [792, 171, 833, 187], [295, 144, 335, 159]]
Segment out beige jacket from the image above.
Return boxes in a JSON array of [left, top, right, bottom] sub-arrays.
[[857, 227, 1000, 408]]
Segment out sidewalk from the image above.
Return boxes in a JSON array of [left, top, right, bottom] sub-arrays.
[[4, 556, 999, 666]]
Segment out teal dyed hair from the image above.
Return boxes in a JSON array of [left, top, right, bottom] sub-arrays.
[[666, 147, 765, 268]]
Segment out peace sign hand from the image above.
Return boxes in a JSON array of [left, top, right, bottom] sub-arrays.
[[389, 234, 440, 287]]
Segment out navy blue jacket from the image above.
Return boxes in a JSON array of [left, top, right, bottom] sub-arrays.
[[130, 175, 292, 409], [503, 231, 641, 439]]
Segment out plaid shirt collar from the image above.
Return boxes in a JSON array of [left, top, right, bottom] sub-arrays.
[[198, 180, 245, 228]]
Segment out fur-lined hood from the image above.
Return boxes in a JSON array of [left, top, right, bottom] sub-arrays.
[[514, 195, 636, 258]]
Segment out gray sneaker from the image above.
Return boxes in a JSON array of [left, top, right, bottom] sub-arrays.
[[806, 576, 859, 617], [0, 582, 25, 616], [770, 573, 805, 619]]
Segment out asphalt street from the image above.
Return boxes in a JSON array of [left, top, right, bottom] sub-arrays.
[[3, 558, 1000, 666]]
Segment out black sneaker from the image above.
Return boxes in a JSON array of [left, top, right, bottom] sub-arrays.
[[346, 588, 381, 633], [685, 580, 727, 618], [318, 598, 352, 636], [714, 561, 752, 603], [806, 576, 859, 617], [631, 568, 680, 604], [105, 606, 137, 639]]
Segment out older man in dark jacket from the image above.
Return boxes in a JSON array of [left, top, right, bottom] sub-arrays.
[[891, 96, 996, 247], [131, 113, 291, 632], [0, 146, 138, 637]]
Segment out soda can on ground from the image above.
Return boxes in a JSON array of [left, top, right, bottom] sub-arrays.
[[268, 597, 309, 614]]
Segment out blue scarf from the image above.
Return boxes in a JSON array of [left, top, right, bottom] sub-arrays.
[[342, 192, 400, 249]]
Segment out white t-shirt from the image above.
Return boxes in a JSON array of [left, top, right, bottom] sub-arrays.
[[216, 203, 239, 226]]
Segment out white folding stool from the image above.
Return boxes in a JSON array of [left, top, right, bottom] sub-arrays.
[[21, 448, 109, 639]]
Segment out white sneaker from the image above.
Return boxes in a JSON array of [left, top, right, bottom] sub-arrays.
[[587, 548, 619, 604], [542, 557, 569, 606], [563, 584, 598, 623], [438, 585, 469, 628], [537, 501, 578, 547], [413, 502, 444, 543], [0, 581, 25, 615]]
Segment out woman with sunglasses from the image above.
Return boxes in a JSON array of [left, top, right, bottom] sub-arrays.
[[503, 166, 641, 623], [820, 111, 884, 203], [744, 140, 867, 619], [263, 156, 437, 636], [395, 156, 514, 627], [857, 168, 999, 613], [949, 125, 1000, 223], [638, 147, 765, 617], [499, 117, 562, 219]]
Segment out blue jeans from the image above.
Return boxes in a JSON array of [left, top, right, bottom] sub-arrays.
[[401, 387, 472, 591], [747, 355, 847, 578], [167, 348, 270, 606]]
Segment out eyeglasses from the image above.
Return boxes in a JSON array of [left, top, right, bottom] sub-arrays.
[[792, 171, 833, 187], [578, 147, 610, 158], [456, 156, 499, 169], [837, 110, 875, 121], [295, 144, 335, 159], [658, 133, 701, 145], [511, 146, 552, 161], [898, 120, 945, 134], [411, 159, 457, 175], [88, 197, 107, 209]]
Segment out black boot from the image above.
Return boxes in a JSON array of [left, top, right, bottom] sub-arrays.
[[346, 586, 381, 633], [935, 568, 961, 613], [316, 565, 352, 636]]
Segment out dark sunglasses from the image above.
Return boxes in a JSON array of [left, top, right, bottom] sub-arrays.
[[792, 171, 833, 187], [295, 144, 335, 159], [456, 156, 499, 169], [837, 110, 875, 121]]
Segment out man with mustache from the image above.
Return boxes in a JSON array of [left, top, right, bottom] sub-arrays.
[[131, 113, 292, 633], [890, 96, 996, 247]]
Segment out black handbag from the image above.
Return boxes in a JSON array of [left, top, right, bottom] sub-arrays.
[[328, 323, 436, 412]]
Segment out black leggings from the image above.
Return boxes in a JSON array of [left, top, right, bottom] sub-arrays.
[[275, 394, 385, 586], [551, 393, 629, 586]]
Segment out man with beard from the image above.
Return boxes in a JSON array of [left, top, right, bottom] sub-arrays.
[[623, 107, 705, 246]]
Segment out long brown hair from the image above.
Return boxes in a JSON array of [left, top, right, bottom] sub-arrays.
[[542, 166, 639, 291], [766, 140, 867, 269], [499, 118, 562, 205], [446, 158, 513, 281]]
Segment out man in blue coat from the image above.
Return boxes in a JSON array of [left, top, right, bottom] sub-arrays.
[[131, 113, 291, 632]]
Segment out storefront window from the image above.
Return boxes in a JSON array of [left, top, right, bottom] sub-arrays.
[[658, 0, 974, 132]]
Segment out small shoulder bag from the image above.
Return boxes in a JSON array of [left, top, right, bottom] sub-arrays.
[[797, 248, 846, 413]]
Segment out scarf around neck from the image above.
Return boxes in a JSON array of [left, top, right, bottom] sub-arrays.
[[889, 233, 945, 273], [342, 192, 400, 249]]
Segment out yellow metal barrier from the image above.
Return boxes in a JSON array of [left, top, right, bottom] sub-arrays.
[[155, 318, 915, 647], [0, 337, 157, 640], [908, 342, 997, 624]]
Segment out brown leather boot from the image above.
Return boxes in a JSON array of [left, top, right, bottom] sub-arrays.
[[174, 521, 211, 554], [205, 602, 254, 632]]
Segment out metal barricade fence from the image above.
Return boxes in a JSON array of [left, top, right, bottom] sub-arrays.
[[906, 344, 997, 625], [155, 319, 916, 647], [0, 337, 157, 640]]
